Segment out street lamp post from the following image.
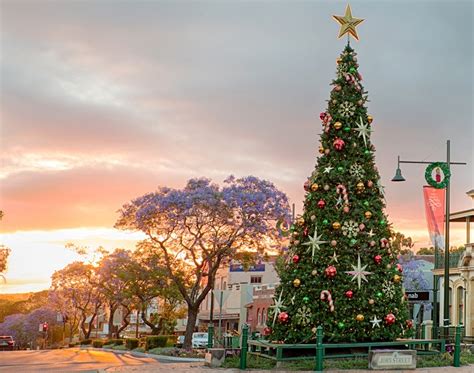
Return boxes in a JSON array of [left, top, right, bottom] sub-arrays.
[[392, 140, 466, 338]]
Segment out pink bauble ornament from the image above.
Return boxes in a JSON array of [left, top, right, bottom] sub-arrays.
[[320, 112, 327, 121], [370, 240, 376, 247], [303, 227, 309, 236], [334, 85, 342, 91], [397, 263, 403, 273], [304, 180, 311, 191], [317, 199, 326, 209], [367, 180, 374, 188], [333, 138, 345, 151], [278, 312, 289, 323], [345, 290, 354, 298], [406, 320, 413, 329], [374, 255, 382, 264], [324, 148, 330, 155], [263, 326, 272, 335], [325, 265, 337, 278], [343, 205, 350, 213], [384, 313, 396, 325], [359, 223, 365, 231], [330, 240, 337, 247]]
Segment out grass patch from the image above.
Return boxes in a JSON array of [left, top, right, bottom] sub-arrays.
[[110, 345, 127, 351], [222, 355, 275, 369], [147, 347, 205, 358], [133, 347, 146, 353]]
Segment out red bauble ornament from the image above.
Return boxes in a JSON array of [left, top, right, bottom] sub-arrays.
[[325, 265, 337, 278], [317, 199, 326, 209], [396, 263, 403, 273], [263, 326, 272, 335], [345, 290, 354, 298], [304, 180, 311, 191], [333, 138, 345, 151], [320, 112, 327, 121], [278, 312, 289, 323], [374, 255, 382, 264], [292, 255, 300, 264], [384, 313, 396, 325], [406, 320, 413, 329]]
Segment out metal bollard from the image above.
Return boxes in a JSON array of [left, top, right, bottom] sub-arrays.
[[240, 324, 249, 370], [315, 326, 324, 372], [207, 324, 214, 349], [453, 325, 461, 367]]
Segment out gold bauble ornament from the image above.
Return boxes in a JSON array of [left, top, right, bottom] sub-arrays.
[[356, 314, 365, 322], [367, 115, 373, 124], [311, 269, 318, 276], [311, 183, 319, 192], [334, 121, 342, 130], [296, 217, 305, 226], [319, 146, 325, 154], [356, 182, 365, 192], [368, 299, 375, 305], [364, 211, 372, 219], [336, 58, 342, 65], [293, 278, 301, 287], [332, 221, 341, 230], [393, 274, 401, 283]]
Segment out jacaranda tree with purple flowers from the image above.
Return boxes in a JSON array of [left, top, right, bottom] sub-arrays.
[[116, 176, 290, 349]]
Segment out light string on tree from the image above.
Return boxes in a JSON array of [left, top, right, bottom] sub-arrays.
[[320, 290, 335, 312]]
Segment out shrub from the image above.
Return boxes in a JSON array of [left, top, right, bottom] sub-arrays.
[[92, 340, 104, 348], [125, 338, 140, 350], [68, 343, 76, 347], [80, 339, 92, 345], [145, 335, 168, 350], [107, 339, 124, 346]]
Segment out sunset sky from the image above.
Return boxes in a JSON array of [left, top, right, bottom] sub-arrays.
[[0, 1, 472, 293]]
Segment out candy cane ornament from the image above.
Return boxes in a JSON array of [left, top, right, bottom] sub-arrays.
[[336, 184, 349, 210], [320, 290, 335, 312]]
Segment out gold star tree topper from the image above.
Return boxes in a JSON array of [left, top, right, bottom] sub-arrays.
[[333, 4, 364, 41]]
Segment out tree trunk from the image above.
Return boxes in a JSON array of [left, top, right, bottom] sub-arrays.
[[85, 313, 97, 339], [140, 304, 159, 334], [183, 306, 198, 350], [107, 303, 117, 338], [116, 306, 132, 338]]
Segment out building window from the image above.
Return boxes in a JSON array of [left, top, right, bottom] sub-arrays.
[[251, 276, 262, 284], [457, 286, 464, 324], [262, 308, 267, 325], [257, 308, 261, 325]]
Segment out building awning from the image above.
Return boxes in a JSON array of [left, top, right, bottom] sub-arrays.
[[449, 208, 474, 222]]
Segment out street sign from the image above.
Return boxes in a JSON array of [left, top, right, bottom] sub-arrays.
[[405, 291, 430, 302]]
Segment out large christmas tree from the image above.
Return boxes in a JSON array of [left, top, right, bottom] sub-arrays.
[[268, 6, 411, 343]]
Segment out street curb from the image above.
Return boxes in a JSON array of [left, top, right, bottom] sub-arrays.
[[80, 346, 205, 363]]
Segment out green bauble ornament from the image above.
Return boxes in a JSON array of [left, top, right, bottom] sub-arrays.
[[338, 322, 345, 329], [364, 150, 370, 155], [363, 201, 369, 207], [303, 296, 309, 303], [337, 166, 344, 172], [350, 238, 357, 246], [344, 126, 351, 132], [380, 220, 387, 226], [323, 219, 329, 225], [349, 67, 357, 74], [376, 292, 383, 298]]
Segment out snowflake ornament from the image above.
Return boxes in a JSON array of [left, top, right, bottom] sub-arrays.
[[349, 164, 365, 179], [382, 280, 396, 299], [342, 220, 359, 238], [295, 305, 312, 326], [338, 101, 356, 118]]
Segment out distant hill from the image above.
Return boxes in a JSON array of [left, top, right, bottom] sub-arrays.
[[0, 290, 49, 323]]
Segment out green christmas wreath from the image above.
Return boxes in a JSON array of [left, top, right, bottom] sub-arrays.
[[425, 162, 450, 189]]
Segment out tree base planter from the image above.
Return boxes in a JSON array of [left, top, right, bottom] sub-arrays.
[[368, 350, 416, 370], [205, 348, 225, 368], [247, 338, 445, 363]]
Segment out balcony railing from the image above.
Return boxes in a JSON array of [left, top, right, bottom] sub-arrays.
[[434, 252, 463, 269]]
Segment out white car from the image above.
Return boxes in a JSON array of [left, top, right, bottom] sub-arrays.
[[192, 332, 208, 348]]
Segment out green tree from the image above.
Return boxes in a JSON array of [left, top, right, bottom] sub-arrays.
[[417, 247, 435, 255], [391, 231, 414, 255], [0, 211, 11, 283], [269, 44, 411, 343]]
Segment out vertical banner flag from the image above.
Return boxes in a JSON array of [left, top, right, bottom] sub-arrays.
[[423, 186, 445, 249]]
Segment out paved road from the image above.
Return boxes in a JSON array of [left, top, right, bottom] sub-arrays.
[[0, 348, 197, 372]]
